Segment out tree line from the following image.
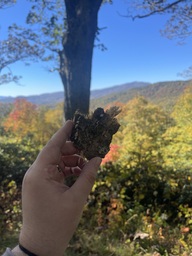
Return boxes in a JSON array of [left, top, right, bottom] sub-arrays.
[[0, 89, 192, 254]]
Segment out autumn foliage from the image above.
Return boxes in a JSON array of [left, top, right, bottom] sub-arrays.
[[3, 99, 37, 138], [0, 93, 192, 255], [101, 144, 120, 165]]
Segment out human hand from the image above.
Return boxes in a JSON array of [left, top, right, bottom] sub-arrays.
[[17, 120, 101, 256]]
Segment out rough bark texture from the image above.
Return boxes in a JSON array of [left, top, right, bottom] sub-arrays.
[[59, 0, 103, 120], [70, 107, 121, 160]]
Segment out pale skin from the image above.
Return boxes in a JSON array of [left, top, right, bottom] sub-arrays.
[[11, 120, 102, 256]]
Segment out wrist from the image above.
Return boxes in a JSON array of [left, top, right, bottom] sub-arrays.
[[12, 244, 39, 256], [19, 232, 63, 256]]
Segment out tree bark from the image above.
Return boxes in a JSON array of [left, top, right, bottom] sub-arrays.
[[59, 0, 103, 120]]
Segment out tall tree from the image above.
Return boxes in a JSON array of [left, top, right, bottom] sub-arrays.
[[60, 0, 103, 119], [6, 0, 103, 119]]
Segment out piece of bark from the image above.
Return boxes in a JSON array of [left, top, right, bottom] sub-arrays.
[[70, 106, 121, 160]]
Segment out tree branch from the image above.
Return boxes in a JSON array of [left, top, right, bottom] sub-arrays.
[[0, 0, 16, 9], [127, 0, 185, 20]]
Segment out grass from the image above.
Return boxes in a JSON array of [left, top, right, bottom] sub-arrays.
[[1, 230, 192, 256], [64, 226, 192, 256]]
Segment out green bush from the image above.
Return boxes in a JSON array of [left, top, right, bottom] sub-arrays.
[[0, 136, 40, 239]]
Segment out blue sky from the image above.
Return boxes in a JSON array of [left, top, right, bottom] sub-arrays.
[[1, 0, 192, 97]]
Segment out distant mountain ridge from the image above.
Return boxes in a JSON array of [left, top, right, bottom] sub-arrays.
[[0, 92, 64, 105], [0, 81, 150, 105], [90, 81, 150, 99], [1, 80, 191, 111], [91, 80, 192, 111]]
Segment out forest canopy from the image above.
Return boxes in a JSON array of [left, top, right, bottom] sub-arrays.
[[0, 88, 192, 255]]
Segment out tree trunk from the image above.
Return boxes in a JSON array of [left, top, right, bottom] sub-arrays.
[[59, 0, 102, 120]]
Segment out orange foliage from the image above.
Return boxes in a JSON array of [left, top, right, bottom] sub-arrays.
[[102, 144, 120, 165], [3, 99, 37, 138], [105, 101, 124, 112]]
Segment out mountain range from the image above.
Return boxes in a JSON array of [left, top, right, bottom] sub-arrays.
[[91, 80, 192, 111], [0, 80, 191, 111], [0, 82, 149, 105]]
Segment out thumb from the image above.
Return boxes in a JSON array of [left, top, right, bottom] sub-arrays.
[[70, 157, 102, 201]]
